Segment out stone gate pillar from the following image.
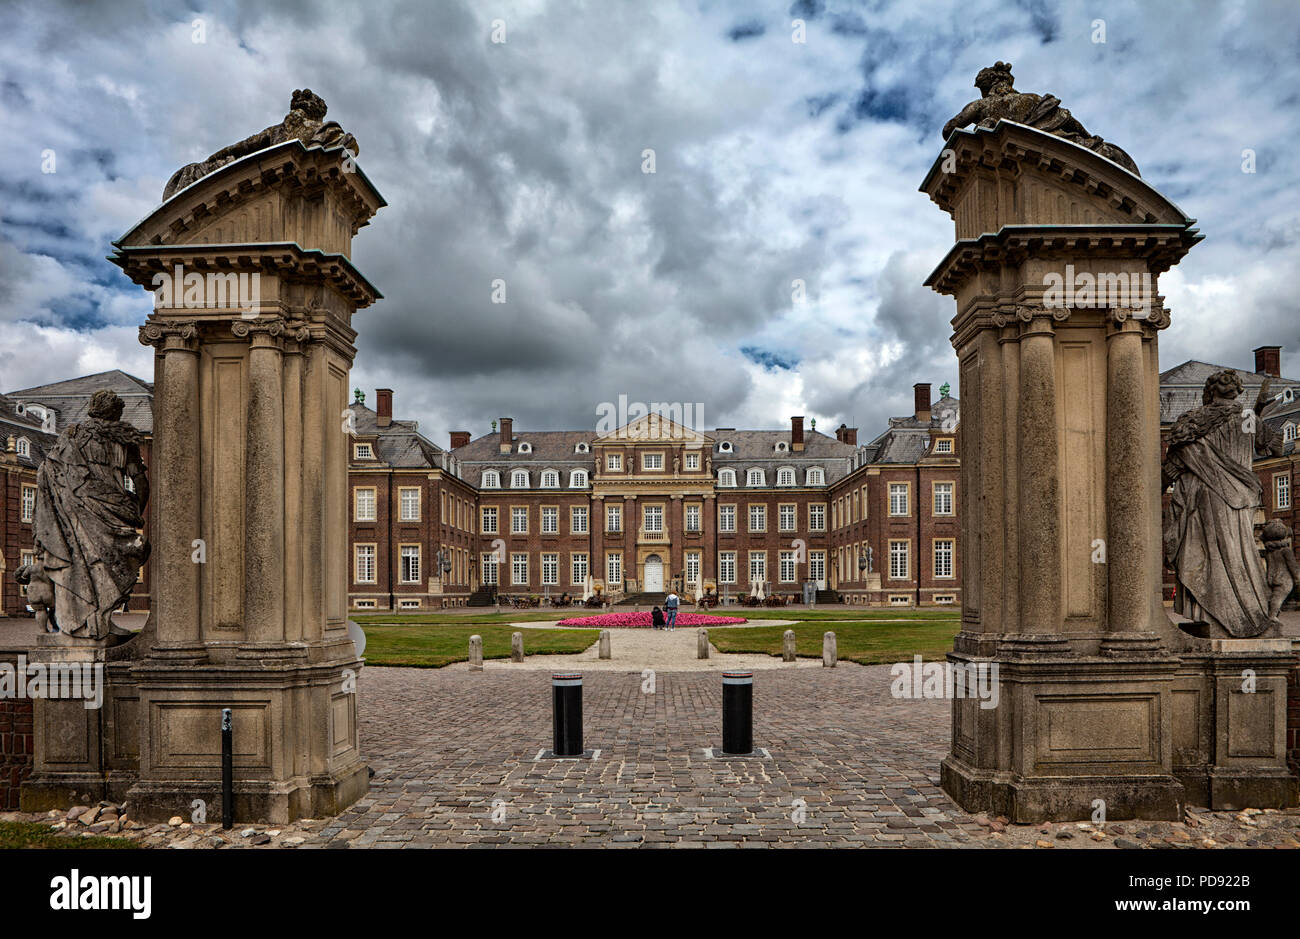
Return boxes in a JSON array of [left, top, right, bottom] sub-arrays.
[[105, 136, 385, 822], [921, 118, 1202, 821]]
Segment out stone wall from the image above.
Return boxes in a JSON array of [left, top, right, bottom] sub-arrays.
[[0, 647, 33, 809]]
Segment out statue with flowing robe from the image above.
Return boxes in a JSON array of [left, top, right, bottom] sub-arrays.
[[31, 390, 150, 639], [1162, 370, 1277, 638]]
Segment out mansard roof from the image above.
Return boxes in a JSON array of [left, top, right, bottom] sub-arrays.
[[5, 369, 155, 434], [1159, 360, 1300, 426]]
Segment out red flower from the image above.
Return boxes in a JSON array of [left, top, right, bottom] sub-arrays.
[[556, 611, 747, 627]]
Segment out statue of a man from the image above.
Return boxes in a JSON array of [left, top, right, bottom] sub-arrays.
[[943, 61, 1140, 176], [1162, 370, 1276, 638], [31, 390, 150, 640]]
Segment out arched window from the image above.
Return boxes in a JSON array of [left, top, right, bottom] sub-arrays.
[[1285, 423, 1297, 443], [746, 468, 765, 487], [541, 470, 559, 488], [16, 437, 30, 458], [569, 470, 588, 488], [718, 469, 737, 487], [511, 470, 529, 488], [806, 467, 825, 486], [776, 466, 795, 486], [481, 470, 501, 488]]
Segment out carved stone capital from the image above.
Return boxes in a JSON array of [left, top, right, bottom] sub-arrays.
[[138, 318, 199, 349]]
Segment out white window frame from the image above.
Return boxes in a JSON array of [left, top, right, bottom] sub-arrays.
[[353, 442, 374, 460], [354, 544, 377, 584], [571, 505, 589, 534], [482, 470, 501, 488], [511, 552, 529, 586], [398, 486, 421, 522], [399, 544, 421, 584], [541, 470, 560, 489], [748, 503, 766, 533], [541, 506, 559, 534], [718, 551, 737, 585], [889, 483, 910, 517], [718, 469, 737, 487], [889, 540, 910, 580], [1276, 474, 1292, 511], [746, 468, 765, 487], [511, 506, 528, 534], [809, 503, 826, 532], [779, 550, 797, 583], [481, 506, 499, 534], [569, 470, 588, 488], [778, 503, 796, 533], [571, 552, 588, 586], [934, 539, 955, 579], [933, 481, 954, 517], [353, 487, 377, 523], [806, 467, 825, 486], [511, 470, 529, 489], [719, 504, 736, 533], [606, 504, 622, 533], [541, 552, 559, 586]]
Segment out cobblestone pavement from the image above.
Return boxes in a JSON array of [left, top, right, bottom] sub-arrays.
[[303, 663, 977, 848]]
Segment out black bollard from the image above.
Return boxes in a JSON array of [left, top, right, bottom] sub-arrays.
[[552, 673, 583, 756], [721, 671, 753, 755], [221, 707, 233, 829]]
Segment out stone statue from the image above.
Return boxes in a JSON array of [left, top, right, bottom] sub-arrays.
[[163, 89, 359, 200], [1262, 520, 1299, 619], [1162, 370, 1277, 637], [29, 390, 150, 640], [942, 61, 1140, 176], [13, 562, 54, 632]]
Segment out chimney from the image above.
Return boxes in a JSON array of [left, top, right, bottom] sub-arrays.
[[1254, 345, 1281, 378], [449, 431, 470, 449], [914, 383, 932, 424], [791, 416, 804, 451], [843, 427, 857, 446], [376, 388, 393, 428], [499, 417, 513, 454]]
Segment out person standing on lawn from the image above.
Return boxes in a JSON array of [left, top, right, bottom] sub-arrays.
[[664, 590, 679, 630]]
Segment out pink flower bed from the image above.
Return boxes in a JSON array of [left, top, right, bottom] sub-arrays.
[[556, 611, 748, 628]]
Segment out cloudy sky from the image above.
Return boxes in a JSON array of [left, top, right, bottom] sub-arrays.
[[1, 0, 1297, 446]]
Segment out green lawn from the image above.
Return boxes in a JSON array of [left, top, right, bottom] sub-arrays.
[[706, 620, 960, 665], [0, 821, 138, 849], [360, 623, 599, 668]]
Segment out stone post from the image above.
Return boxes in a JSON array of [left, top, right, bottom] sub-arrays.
[[697, 629, 709, 660], [469, 635, 483, 671], [598, 630, 611, 659], [822, 632, 836, 668], [783, 629, 796, 662], [511, 631, 524, 663]]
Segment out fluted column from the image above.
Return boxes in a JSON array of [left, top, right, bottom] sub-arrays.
[[139, 320, 202, 652], [1016, 314, 1061, 635], [237, 319, 286, 644]]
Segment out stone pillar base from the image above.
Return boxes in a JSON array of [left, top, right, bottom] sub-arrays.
[[941, 755, 1186, 823]]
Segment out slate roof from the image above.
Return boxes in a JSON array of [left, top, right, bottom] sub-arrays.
[[865, 394, 962, 466], [454, 430, 597, 468], [0, 394, 58, 468], [1159, 360, 1300, 427], [348, 401, 448, 471], [5, 369, 155, 434]]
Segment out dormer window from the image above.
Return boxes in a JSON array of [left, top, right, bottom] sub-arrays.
[[1285, 423, 1297, 443], [569, 470, 588, 488], [777, 467, 794, 486], [354, 442, 374, 460], [511, 470, 529, 488], [935, 438, 954, 454], [574, 442, 590, 453], [517, 442, 533, 454], [718, 441, 733, 453], [541, 470, 559, 488], [718, 469, 737, 487], [482, 470, 501, 488], [16, 437, 30, 458], [746, 468, 765, 487], [774, 441, 788, 453], [805, 467, 825, 486]]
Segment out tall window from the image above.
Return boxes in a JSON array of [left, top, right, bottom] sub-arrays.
[[606, 504, 622, 532], [719, 504, 736, 532], [685, 504, 701, 532], [399, 487, 421, 521], [541, 553, 559, 586], [748, 504, 766, 532], [354, 544, 376, 583], [643, 504, 663, 533], [571, 506, 589, 534], [571, 552, 588, 585], [809, 551, 825, 583], [685, 452, 700, 470], [889, 540, 909, 579], [16, 438, 30, 458], [889, 483, 909, 516], [809, 504, 825, 532], [400, 545, 421, 583], [933, 482, 954, 516], [749, 551, 766, 584], [511, 506, 528, 533], [1277, 475, 1292, 511], [606, 553, 622, 586], [719, 551, 737, 584], [934, 539, 954, 579], [354, 487, 376, 522], [481, 506, 498, 534], [481, 552, 499, 585], [511, 552, 529, 585], [779, 550, 797, 583], [541, 506, 558, 533], [778, 504, 796, 532], [685, 551, 700, 585]]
